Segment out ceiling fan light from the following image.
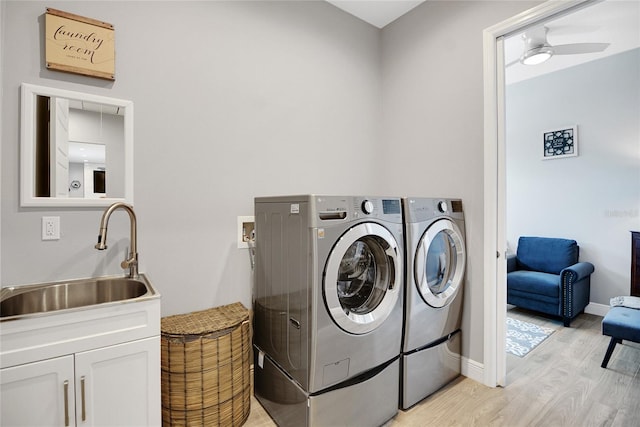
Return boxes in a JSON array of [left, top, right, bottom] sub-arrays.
[[520, 46, 553, 65]]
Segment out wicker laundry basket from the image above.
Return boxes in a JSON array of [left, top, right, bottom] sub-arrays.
[[161, 302, 251, 427]]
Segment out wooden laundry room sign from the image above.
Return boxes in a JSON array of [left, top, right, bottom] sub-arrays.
[[45, 8, 115, 80]]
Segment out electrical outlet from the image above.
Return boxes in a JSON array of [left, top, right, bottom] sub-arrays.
[[42, 216, 60, 240], [238, 216, 255, 249]]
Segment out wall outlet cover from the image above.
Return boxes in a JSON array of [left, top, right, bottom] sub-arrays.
[[42, 216, 60, 240]]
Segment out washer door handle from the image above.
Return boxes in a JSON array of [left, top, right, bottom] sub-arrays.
[[289, 317, 301, 329]]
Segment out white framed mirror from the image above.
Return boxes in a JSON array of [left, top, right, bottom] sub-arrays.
[[20, 83, 133, 207]]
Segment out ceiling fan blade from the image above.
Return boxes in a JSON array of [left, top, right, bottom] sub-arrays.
[[505, 58, 520, 68], [553, 42, 610, 55]]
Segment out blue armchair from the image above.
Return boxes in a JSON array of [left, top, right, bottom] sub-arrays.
[[507, 236, 595, 327]]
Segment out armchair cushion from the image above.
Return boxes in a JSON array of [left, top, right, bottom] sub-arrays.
[[507, 270, 559, 298], [516, 237, 578, 274]]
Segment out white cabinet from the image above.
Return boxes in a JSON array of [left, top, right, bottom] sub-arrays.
[[75, 337, 160, 426], [0, 337, 160, 427], [1, 355, 75, 427], [1, 294, 161, 427]]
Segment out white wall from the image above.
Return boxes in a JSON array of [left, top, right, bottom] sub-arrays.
[[506, 48, 640, 305], [1, 1, 381, 315], [380, 0, 540, 363]]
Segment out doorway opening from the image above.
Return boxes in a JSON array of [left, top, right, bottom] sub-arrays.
[[482, 0, 640, 387]]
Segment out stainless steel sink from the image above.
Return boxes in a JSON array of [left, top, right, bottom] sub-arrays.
[[0, 274, 157, 319]]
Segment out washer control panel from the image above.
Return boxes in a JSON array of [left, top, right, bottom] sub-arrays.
[[315, 196, 402, 223], [353, 197, 402, 221]]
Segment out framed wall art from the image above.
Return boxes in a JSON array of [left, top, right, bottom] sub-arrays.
[[542, 125, 578, 160], [45, 8, 115, 80]]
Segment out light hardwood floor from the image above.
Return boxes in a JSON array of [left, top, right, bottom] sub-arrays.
[[246, 309, 640, 426]]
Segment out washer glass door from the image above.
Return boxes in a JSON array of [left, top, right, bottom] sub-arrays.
[[324, 223, 401, 334], [415, 218, 466, 308]]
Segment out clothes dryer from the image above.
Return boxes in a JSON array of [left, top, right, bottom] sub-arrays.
[[401, 197, 466, 409], [253, 195, 404, 427]]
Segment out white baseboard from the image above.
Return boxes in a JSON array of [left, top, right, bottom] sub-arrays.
[[585, 302, 609, 317], [461, 356, 484, 384]]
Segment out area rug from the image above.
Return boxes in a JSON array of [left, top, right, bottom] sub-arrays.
[[506, 317, 555, 357]]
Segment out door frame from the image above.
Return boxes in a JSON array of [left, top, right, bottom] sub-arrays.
[[482, 0, 598, 387]]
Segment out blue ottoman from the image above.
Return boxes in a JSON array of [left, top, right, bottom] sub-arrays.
[[601, 306, 640, 368]]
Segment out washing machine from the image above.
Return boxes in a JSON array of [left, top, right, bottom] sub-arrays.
[[401, 197, 466, 409], [253, 195, 404, 427]]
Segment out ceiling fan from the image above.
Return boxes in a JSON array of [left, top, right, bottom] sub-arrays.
[[508, 26, 610, 67]]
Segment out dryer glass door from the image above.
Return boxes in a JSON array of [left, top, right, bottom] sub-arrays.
[[415, 218, 466, 308], [324, 223, 401, 334]]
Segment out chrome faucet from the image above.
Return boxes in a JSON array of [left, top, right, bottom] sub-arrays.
[[95, 202, 138, 278]]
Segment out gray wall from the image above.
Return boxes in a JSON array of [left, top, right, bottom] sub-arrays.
[[2, 0, 381, 312], [379, 0, 540, 364], [1, 1, 540, 366], [506, 48, 640, 305]]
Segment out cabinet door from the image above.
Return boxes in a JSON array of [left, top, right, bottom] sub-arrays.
[[1, 355, 75, 427], [74, 336, 160, 427]]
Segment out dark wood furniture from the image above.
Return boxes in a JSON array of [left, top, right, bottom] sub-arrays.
[[632, 231, 640, 297]]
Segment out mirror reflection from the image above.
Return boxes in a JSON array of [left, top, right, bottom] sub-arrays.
[[35, 96, 123, 199], [68, 142, 106, 198], [21, 84, 133, 207]]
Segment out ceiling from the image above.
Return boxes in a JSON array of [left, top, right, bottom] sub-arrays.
[[325, 0, 639, 84], [69, 141, 105, 164], [326, 0, 424, 28]]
